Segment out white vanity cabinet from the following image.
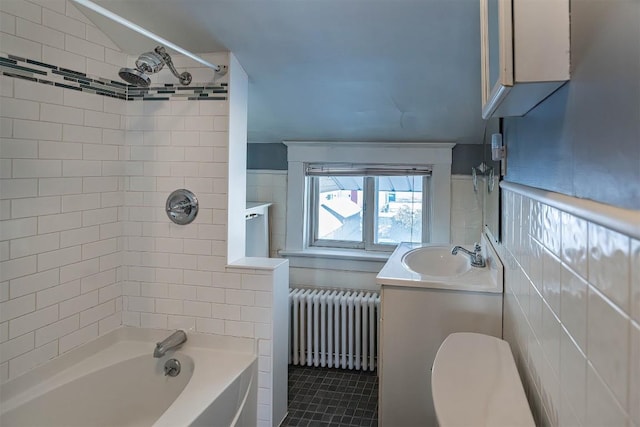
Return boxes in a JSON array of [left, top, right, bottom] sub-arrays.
[[378, 285, 502, 426], [481, 0, 570, 119]]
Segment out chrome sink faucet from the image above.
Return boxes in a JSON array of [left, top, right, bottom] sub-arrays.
[[451, 243, 486, 268], [153, 330, 187, 358]]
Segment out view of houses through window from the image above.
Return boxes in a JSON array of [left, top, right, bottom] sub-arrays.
[[315, 176, 423, 247], [375, 185, 422, 244]]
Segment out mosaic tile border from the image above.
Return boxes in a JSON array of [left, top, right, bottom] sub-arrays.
[[0, 54, 228, 102]]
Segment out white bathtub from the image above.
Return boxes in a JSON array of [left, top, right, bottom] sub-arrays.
[[0, 328, 257, 427]]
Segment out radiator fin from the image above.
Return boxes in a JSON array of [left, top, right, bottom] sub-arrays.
[[288, 288, 380, 371]]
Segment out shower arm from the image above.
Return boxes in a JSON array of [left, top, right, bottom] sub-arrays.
[[154, 46, 192, 86]]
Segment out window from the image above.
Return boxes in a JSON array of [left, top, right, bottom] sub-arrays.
[[283, 142, 454, 266], [306, 164, 431, 251]]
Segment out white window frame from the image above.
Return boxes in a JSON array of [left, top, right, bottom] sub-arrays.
[[308, 173, 431, 252], [283, 142, 455, 258]]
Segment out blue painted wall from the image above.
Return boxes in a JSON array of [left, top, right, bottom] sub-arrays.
[[247, 143, 486, 175], [503, 0, 640, 210]]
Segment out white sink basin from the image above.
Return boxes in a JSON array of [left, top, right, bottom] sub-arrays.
[[401, 246, 471, 277], [376, 242, 503, 293]]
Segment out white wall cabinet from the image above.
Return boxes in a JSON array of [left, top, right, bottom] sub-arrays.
[[378, 285, 502, 426], [480, 0, 570, 119]]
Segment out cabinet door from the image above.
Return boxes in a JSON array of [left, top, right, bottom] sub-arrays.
[[379, 287, 502, 426], [480, 0, 570, 118], [480, 0, 513, 109]]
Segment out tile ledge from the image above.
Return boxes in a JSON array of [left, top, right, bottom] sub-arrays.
[[501, 181, 640, 240], [226, 256, 288, 271]]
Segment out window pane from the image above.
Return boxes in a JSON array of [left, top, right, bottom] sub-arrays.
[[376, 176, 422, 244], [316, 176, 363, 242]]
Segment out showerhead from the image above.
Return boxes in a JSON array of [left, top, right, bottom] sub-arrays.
[[119, 46, 192, 87], [119, 68, 151, 86]]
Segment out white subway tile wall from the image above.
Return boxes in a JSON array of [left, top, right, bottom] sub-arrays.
[[2, 8, 283, 427], [1, 7, 285, 425], [450, 175, 484, 244], [500, 187, 639, 427], [246, 170, 287, 258], [115, 52, 283, 426], [1, 0, 125, 382]]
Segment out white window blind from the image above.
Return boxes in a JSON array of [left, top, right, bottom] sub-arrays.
[[305, 163, 433, 177]]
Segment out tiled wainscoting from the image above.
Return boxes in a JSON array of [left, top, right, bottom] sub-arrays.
[[247, 170, 287, 259], [246, 172, 485, 291], [246, 172, 485, 258], [499, 182, 639, 427], [450, 175, 484, 244]]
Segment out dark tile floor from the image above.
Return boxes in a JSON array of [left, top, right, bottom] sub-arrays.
[[281, 365, 379, 427]]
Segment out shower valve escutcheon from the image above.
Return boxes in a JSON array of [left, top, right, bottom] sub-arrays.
[[166, 189, 198, 225]]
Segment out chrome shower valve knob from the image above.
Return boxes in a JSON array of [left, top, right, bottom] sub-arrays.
[[166, 189, 198, 225]]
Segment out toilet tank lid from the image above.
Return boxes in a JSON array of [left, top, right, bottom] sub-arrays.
[[432, 332, 535, 427]]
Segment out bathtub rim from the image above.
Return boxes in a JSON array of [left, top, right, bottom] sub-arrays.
[[1, 327, 254, 398], [1, 327, 256, 426]]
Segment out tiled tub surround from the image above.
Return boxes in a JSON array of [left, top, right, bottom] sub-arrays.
[[0, 65, 232, 380], [1, 3, 287, 426], [499, 181, 640, 427], [1, 29, 128, 387], [0, 0, 228, 379]]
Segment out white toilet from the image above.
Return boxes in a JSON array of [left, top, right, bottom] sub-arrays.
[[431, 332, 535, 427]]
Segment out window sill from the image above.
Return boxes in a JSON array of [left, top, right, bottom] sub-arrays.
[[279, 248, 391, 273]]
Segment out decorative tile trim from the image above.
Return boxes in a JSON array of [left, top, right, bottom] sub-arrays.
[[501, 181, 640, 240], [1, 55, 127, 99], [127, 84, 227, 101], [0, 54, 228, 102]]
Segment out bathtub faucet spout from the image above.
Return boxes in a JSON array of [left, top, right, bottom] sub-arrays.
[[153, 330, 187, 358], [451, 243, 486, 268]]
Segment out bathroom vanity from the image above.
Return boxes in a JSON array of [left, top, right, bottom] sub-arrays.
[[376, 239, 503, 426]]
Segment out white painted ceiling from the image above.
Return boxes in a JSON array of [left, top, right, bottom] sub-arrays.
[[79, 0, 484, 144]]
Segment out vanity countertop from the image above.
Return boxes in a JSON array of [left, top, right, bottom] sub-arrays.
[[375, 238, 503, 293]]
